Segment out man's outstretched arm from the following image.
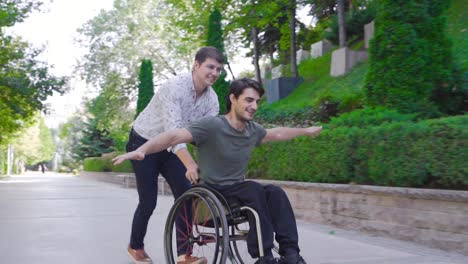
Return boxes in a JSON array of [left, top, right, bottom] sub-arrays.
[[112, 128, 193, 165], [262, 126, 322, 143]]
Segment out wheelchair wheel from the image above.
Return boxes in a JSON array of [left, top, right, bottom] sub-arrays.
[[164, 188, 229, 264]]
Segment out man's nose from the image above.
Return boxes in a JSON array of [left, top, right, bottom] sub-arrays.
[[212, 68, 221, 76], [251, 102, 258, 110]]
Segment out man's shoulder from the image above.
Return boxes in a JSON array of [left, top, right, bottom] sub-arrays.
[[187, 116, 223, 139], [205, 86, 218, 98], [161, 72, 192, 90], [248, 120, 264, 130], [198, 115, 223, 124], [189, 115, 224, 130]]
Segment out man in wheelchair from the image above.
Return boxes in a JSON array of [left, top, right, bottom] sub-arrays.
[[114, 78, 322, 264]]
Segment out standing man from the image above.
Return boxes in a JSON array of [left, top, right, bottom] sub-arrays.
[[126, 46, 224, 264], [114, 78, 321, 264]]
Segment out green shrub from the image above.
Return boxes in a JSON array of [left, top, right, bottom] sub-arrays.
[[337, 91, 365, 113]]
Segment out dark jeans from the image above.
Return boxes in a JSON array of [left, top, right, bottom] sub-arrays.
[[126, 128, 191, 253], [210, 181, 300, 258]]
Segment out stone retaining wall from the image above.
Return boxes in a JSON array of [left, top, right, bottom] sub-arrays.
[[270, 180, 468, 255], [79, 171, 468, 255]]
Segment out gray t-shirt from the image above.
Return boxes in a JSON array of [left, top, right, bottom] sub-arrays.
[[187, 115, 266, 186]]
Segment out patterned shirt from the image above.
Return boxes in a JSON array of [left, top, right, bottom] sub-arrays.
[[133, 72, 219, 153]]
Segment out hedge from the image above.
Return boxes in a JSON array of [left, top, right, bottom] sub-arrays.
[[248, 115, 467, 190], [82, 115, 466, 190]]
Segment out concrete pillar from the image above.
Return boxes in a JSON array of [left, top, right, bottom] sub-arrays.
[[271, 65, 284, 79], [330, 47, 368, 76], [296, 49, 310, 63], [364, 20, 375, 49], [311, 39, 333, 58]]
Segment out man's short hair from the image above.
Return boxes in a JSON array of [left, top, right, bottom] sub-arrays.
[[195, 46, 225, 64], [226, 78, 265, 113]]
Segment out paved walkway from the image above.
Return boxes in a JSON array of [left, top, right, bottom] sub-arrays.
[[0, 172, 466, 264]]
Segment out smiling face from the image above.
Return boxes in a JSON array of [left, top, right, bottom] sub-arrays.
[[230, 87, 261, 122], [192, 57, 223, 89]]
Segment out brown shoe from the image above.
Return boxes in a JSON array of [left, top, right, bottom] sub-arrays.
[[177, 254, 208, 264], [127, 246, 153, 264]]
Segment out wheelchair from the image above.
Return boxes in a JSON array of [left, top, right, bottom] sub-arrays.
[[164, 184, 279, 264]]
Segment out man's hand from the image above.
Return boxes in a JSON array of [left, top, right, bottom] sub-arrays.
[[306, 126, 323, 137], [185, 164, 200, 185], [112, 150, 145, 165]]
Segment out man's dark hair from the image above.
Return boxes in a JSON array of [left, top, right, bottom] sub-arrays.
[[226, 78, 265, 113], [195, 46, 224, 64]]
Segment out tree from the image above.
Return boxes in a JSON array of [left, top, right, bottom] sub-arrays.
[[290, 0, 298, 77], [206, 8, 230, 113], [225, 0, 287, 78], [75, 0, 193, 98], [337, 0, 346, 47], [306, 0, 340, 20], [75, 118, 115, 160], [136, 59, 154, 118], [85, 72, 133, 152]]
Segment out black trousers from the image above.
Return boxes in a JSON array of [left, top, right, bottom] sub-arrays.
[[126, 128, 191, 254], [210, 181, 300, 258]]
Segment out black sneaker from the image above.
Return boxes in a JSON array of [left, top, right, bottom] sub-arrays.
[[278, 254, 307, 264], [254, 255, 278, 264]]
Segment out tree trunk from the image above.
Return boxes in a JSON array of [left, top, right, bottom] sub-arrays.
[[252, 26, 262, 87], [290, 0, 298, 77], [337, 0, 347, 47]]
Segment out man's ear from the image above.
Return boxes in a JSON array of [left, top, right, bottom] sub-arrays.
[[193, 61, 201, 69], [229, 94, 236, 104]]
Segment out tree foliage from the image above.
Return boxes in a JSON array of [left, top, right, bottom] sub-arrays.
[[0, 0, 67, 144]]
